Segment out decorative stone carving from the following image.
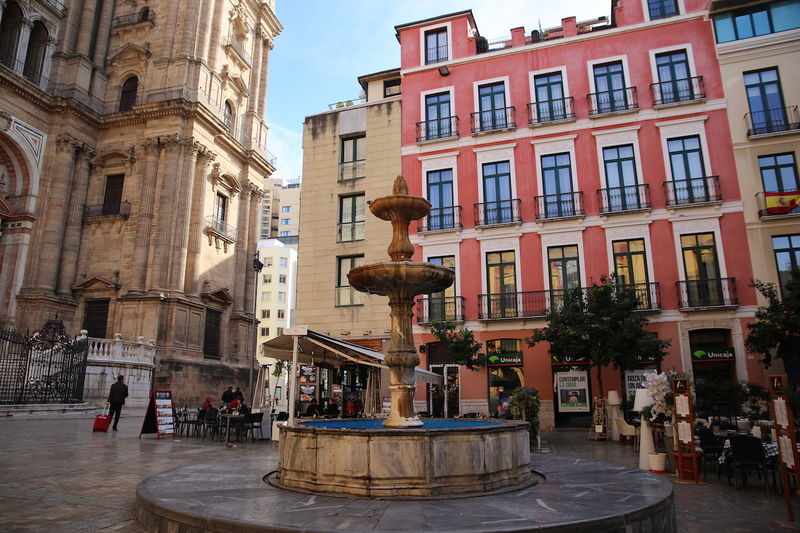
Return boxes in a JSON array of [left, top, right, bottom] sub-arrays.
[[0, 111, 11, 132]]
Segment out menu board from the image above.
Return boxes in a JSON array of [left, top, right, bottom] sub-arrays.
[[300, 365, 317, 383], [139, 390, 175, 439]]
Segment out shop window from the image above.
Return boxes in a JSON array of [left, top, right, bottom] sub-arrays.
[[487, 339, 523, 416]]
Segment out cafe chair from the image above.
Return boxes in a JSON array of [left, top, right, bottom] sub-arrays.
[[182, 409, 204, 438], [202, 408, 219, 440], [694, 418, 710, 428], [696, 427, 723, 479], [615, 417, 639, 450], [246, 412, 265, 441], [728, 434, 777, 492]]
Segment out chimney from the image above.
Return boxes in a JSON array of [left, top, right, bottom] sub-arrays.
[[561, 16, 578, 38], [511, 26, 526, 47]]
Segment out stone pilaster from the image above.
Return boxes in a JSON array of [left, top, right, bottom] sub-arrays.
[[232, 177, 250, 315], [150, 136, 183, 292], [248, 31, 264, 115], [14, 18, 32, 72], [184, 150, 214, 295], [92, 0, 115, 65], [75, 0, 99, 57], [40, 38, 56, 84], [168, 139, 200, 293], [56, 146, 94, 297], [257, 39, 270, 116], [129, 139, 161, 294], [207, 0, 226, 69], [35, 135, 77, 292], [181, 0, 199, 57], [242, 182, 263, 315]]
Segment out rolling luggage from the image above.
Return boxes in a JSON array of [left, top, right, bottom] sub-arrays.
[[93, 404, 111, 432]]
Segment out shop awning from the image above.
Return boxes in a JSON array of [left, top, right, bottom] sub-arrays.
[[262, 330, 443, 384]]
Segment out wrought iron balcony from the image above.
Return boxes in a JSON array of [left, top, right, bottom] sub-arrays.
[[225, 34, 251, 66], [335, 286, 363, 307], [83, 201, 132, 219], [474, 199, 521, 226], [470, 107, 516, 134], [338, 160, 365, 181], [528, 97, 575, 125], [664, 176, 721, 207], [755, 190, 800, 218], [113, 10, 156, 28], [651, 76, 705, 106], [337, 221, 365, 242], [416, 116, 458, 142], [415, 296, 465, 323], [204, 216, 237, 242], [746, 106, 800, 137], [588, 87, 638, 116], [478, 290, 571, 320], [418, 206, 462, 233], [534, 191, 584, 220], [598, 184, 651, 214], [677, 278, 738, 309], [619, 282, 661, 311]]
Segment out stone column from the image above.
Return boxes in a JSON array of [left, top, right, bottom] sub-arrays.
[[150, 137, 183, 292], [232, 180, 250, 315], [258, 39, 270, 116], [194, 0, 211, 60], [129, 139, 161, 294], [247, 31, 264, 115], [184, 150, 214, 295], [14, 18, 32, 73], [207, 0, 225, 69], [40, 38, 56, 86], [75, 0, 99, 57], [35, 135, 76, 292], [92, 0, 115, 65], [56, 146, 94, 297], [168, 139, 199, 293], [181, 0, 199, 57], [242, 183, 263, 315]]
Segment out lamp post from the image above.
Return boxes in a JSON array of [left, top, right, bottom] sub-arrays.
[[250, 251, 264, 405]]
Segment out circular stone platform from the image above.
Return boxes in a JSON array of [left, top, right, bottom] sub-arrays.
[[135, 455, 675, 533]]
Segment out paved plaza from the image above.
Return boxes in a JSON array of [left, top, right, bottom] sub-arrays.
[[0, 411, 793, 532]]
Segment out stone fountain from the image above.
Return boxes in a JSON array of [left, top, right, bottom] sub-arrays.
[[347, 175, 454, 427]]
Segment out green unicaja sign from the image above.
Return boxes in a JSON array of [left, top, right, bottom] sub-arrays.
[[691, 347, 735, 361]]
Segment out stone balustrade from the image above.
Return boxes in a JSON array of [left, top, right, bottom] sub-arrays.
[[81, 331, 157, 408]]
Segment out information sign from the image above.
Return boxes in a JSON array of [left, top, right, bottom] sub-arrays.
[[139, 390, 175, 439], [556, 371, 589, 413]]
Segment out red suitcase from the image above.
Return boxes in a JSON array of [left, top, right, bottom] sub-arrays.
[[93, 405, 111, 432]]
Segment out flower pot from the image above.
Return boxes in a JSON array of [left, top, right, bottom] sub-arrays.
[[648, 452, 667, 473]]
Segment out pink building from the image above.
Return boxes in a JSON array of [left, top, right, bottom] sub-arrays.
[[396, 1, 760, 428]]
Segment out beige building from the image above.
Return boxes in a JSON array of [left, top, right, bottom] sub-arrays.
[[294, 69, 401, 349], [711, 0, 800, 376], [0, 0, 282, 403]]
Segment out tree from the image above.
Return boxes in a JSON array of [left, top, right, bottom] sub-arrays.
[[746, 269, 800, 368], [429, 320, 484, 370], [526, 276, 670, 397]]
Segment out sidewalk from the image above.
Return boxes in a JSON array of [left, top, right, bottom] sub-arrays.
[[0, 416, 793, 532]]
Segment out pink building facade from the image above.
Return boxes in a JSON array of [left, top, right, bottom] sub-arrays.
[[397, 1, 761, 428]]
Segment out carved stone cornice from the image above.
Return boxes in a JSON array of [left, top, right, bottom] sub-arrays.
[[246, 182, 264, 202]]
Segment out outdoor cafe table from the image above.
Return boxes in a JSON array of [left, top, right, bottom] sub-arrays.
[[219, 413, 245, 444], [717, 437, 788, 465]]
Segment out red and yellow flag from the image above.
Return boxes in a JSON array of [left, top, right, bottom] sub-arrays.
[[765, 191, 800, 215]]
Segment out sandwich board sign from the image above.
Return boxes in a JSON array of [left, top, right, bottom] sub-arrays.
[[139, 390, 175, 439]]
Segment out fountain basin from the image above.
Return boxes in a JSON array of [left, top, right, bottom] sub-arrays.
[[276, 419, 532, 498], [347, 260, 454, 298]]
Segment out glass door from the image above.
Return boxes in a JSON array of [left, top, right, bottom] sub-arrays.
[[426, 169, 454, 230], [535, 72, 566, 121], [428, 364, 460, 418], [425, 92, 452, 139], [656, 51, 691, 103], [745, 68, 786, 134], [668, 136, 707, 204], [482, 162, 512, 224], [593, 62, 626, 112]]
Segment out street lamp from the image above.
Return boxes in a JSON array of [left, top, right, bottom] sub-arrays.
[[250, 251, 264, 404]]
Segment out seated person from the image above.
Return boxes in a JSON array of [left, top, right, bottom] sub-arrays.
[[229, 397, 242, 410], [325, 401, 340, 417], [495, 401, 511, 419], [201, 397, 213, 411], [305, 398, 321, 417]]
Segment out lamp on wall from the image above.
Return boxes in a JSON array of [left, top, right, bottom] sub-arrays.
[[437, 65, 450, 76]]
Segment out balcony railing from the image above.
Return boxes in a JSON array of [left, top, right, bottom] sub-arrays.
[[478, 290, 570, 320], [746, 106, 800, 137], [419, 206, 462, 232], [620, 282, 661, 311], [474, 199, 521, 226], [335, 286, 363, 307], [337, 221, 365, 242], [338, 160, 365, 181], [0, 57, 54, 93], [204, 216, 237, 242], [416, 116, 458, 142], [534, 191, 584, 220], [598, 184, 651, 214], [651, 76, 705, 106], [677, 278, 738, 309], [664, 176, 721, 207], [113, 10, 156, 28], [470, 107, 516, 134], [755, 190, 800, 218], [588, 87, 638, 116], [83, 201, 132, 219], [225, 34, 251, 66], [415, 296, 465, 323], [528, 97, 575, 125]]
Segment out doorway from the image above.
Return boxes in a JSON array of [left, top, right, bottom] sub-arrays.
[[428, 364, 460, 418]]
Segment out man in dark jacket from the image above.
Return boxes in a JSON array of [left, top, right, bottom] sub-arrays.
[[107, 375, 129, 431], [221, 386, 235, 406]]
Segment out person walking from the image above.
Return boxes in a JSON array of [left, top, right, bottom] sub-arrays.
[[107, 375, 129, 431]]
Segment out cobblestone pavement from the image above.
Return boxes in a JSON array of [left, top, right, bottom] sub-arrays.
[[0, 413, 794, 532]]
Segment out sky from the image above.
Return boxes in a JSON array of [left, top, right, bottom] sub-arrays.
[[265, 1, 611, 183]]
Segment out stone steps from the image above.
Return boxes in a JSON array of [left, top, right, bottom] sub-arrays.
[[0, 403, 97, 418]]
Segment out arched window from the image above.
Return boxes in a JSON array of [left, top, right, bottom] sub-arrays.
[[0, 2, 24, 68], [118, 76, 138, 112], [23, 21, 49, 85], [223, 101, 234, 129], [139, 7, 150, 23]]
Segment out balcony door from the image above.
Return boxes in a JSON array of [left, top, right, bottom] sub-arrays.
[[427, 169, 454, 230], [425, 92, 452, 139], [655, 51, 691, 103], [486, 251, 517, 318], [534, 72, 566, 121], [482, 162, 512, 224], [593, 61, 627, 113], [603, 145, 640, 211], [668, 136, 708, 204], [542, 153, 575, 217], [428, 255, 455, 321], [478, 82, 508, 130], [613, 239, 651, 307], [745, 68, 787, 134], [681, 233, 722, 306]]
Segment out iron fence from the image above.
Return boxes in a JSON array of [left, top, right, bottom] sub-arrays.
[[0, 320, 88, 405]]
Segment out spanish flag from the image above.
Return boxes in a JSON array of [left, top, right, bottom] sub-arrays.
[[765, 191, 800, 215]]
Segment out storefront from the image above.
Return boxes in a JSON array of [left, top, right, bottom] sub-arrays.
[[551, 354, 591, 428], [689, 329, 737, 384], [424, 342, 460, 418], [486, 339, 524, 417]]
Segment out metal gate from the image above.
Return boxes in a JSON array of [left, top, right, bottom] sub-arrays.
[[0, 320, 89, 405]]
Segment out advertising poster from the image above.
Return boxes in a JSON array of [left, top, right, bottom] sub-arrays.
[[299, 365, 317, 383], [624, 369, 655, 401], [557, 371, 589, 413], [299, 384, 316, 402]]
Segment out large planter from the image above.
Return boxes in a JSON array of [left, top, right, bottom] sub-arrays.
[[648, 452, 667, 473]]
